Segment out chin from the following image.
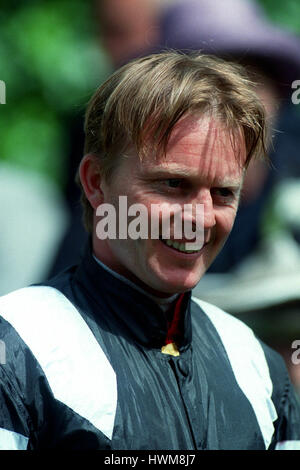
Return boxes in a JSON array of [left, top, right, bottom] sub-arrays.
[[150, 272, 202, 297]]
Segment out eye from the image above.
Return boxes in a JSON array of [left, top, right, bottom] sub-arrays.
[[165, 178, 182, 188], [211, 187, 236, 203], [214, 188, 233, 197]]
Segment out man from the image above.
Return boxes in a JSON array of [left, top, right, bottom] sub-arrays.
[[0, 52, 299, 450]]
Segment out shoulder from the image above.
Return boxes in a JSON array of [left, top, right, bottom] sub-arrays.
[[191, 297, 291, 384], [191, 297, 287, 378], [0, 285, 117, 440], [191, 297, 273, 381], [0, 285, 76, 385], [191, 297, 280, 439], [191, 297, 298, 404], [191, 296, 258, 346], [0, 285, 77, 343], [0, 285, 112, 388], [0, 285, 106, 363], [0, 264, 75, 323], [258, 340, 299, 414]]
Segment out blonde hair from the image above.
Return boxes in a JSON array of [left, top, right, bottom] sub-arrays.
[[78, 51, 267, 232]]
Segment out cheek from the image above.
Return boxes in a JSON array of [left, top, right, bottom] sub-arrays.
[[216, 208, 238, 236]]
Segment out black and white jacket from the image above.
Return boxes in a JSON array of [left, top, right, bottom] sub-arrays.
[[0, 243, 299, 450]]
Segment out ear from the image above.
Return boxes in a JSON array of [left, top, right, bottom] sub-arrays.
[[79, 154, 104, 209]]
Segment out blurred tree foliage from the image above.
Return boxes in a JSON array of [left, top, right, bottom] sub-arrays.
[[0, 0, 111, 188], [257, 0, 300, 34]]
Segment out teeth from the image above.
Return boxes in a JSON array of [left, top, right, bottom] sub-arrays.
[[161, 239, 201, 253]]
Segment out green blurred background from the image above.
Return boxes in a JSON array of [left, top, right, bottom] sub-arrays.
[[0, 0, 111, 190]]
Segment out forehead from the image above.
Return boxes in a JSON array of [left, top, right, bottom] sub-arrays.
[[139, 114, 246, 183]]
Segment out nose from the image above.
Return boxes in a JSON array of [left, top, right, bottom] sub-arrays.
[[202, 191, 216, 230], [187, 189, 216, 231]]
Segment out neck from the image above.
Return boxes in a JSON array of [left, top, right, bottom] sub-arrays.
[[92, 234, 181, 299], [92, 253, 179, 305]]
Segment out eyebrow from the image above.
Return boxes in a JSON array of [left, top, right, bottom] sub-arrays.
[[146, 166, 195, 178], [144, 166, 243, 189]]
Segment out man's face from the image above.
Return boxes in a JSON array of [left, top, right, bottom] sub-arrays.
[[93, 114, 246, 297]]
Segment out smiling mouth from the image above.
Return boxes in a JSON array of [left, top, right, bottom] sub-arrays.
[[159, 237, 204, 254]]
